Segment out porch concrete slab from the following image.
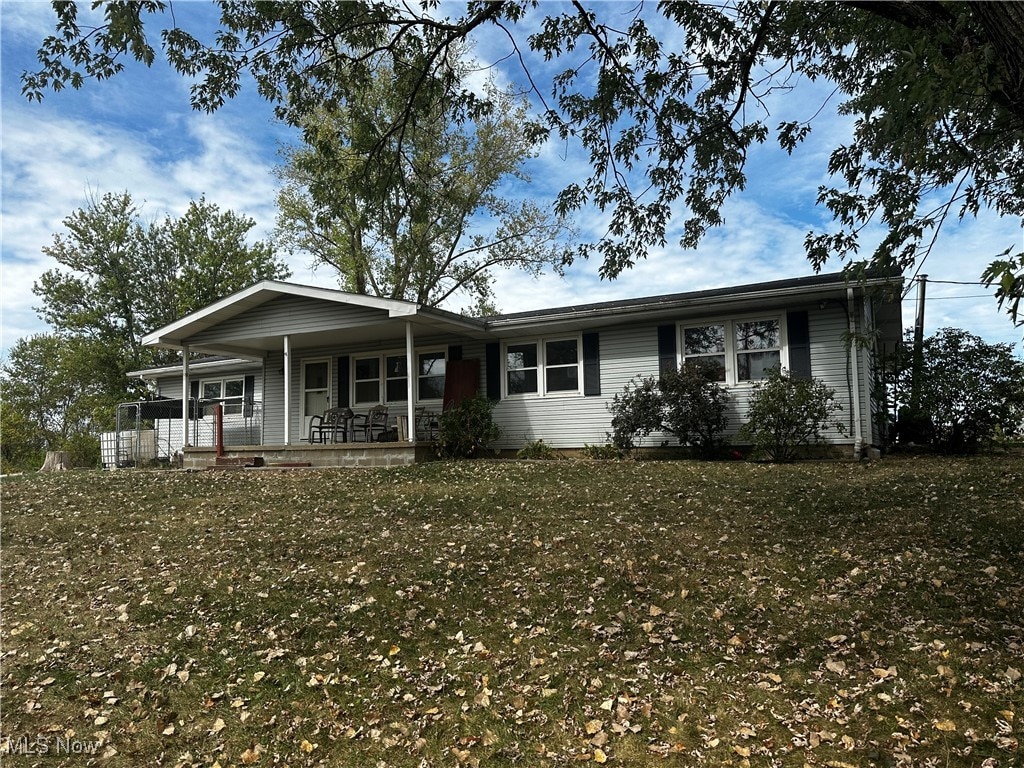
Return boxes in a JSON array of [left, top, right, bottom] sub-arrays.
[[182, 443, 436, 470]]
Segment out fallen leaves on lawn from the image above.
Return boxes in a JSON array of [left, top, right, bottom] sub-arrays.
[[1, 457, 1021, 766]]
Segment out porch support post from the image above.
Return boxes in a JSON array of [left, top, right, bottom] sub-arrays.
[[405, 322, 415, 443], [283, 335, 292, 446], [181, 345, 191, 448], [847, 287, 864, 459]]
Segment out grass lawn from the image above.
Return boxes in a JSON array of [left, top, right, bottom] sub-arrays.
[[1, 456, 1021, 767]]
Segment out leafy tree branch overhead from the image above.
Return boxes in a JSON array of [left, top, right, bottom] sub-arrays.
[[23, 1, 1024, 324]]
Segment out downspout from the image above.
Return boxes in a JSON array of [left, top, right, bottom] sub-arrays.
[[181, 345, 191, 449], [405, 322, 416, 443], [283, 335, 292, 445], [847, 287, 863, 459]]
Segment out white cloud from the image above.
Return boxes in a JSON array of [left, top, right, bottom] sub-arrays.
[[0, 99, 306, 355]]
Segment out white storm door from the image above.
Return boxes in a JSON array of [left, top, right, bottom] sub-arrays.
[[301, 358, 331, 438]]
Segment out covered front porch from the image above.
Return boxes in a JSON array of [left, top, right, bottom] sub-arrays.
[[140, 281, 490, 465]]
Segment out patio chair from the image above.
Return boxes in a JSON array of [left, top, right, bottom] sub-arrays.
[[309, 407, 354, 443], [415, 406, 440, 440], [353, 405, 389, 442]]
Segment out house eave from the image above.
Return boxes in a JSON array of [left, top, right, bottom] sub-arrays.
[[484, 274, 903, 334]]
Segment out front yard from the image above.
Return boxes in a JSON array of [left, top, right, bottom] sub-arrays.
[[1, 456, 1021, 766]]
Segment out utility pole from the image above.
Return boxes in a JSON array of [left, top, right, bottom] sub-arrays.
[[910, 274, 927, 413]]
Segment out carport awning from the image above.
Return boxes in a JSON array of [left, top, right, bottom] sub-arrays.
[[119, 398, 199, 420]]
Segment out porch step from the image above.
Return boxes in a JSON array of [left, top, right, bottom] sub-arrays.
[[212, 456, 265, 468]]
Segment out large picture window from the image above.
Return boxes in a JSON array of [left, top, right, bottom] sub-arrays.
[[680, 317, 783, 384], [504, 337, 581, 397], [353, 350, 446, 405]]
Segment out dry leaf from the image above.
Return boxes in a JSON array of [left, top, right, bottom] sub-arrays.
[[934, 720, 957, 732], [593, 748, 608, 763]]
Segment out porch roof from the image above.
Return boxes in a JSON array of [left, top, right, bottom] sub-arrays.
[[141, 281, 488, 357]]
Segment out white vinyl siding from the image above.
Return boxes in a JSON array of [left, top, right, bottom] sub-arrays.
[[485, 305, 869, 450], [188, 295, 387, 346], [146, 302, 878, 452]]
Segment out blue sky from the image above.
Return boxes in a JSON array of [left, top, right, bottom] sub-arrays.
[[2, 1, 1022, 361]]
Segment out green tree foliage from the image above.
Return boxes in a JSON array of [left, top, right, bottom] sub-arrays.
[[0, 335, 118, 471], [7, 192, 289, 468], [434, 395, 500, 459], [738, 368, 844, 462], [892, 328, 1024, 454], [34, 191, 289, 371], [609, 362, 730, 457], [275, 68, 572, 313], [21, 2, 1024, 323]]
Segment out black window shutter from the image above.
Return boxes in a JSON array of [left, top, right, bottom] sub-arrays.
[[337, 356, 350, 407], [448, 345, 463, 362], [582, 332, 601, 396], [787, 310, 812, 379], [189, 380, 200, 419], [243, 374, 255, 417], [657, 325, 677, 375], [485, 342, 501, 400]]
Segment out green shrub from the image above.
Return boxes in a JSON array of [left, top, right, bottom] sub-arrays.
[[435, 396, 501, 459], [64, 432, 101, 468], [582, 442, 625, 460], [738, 368, 844, 461], [609, 362, 730, 457], [516, 438, 560, 460]]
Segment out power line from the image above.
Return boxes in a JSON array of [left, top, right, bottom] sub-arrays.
[[923, 294, 992, 300], [907, 277, 988, 286]]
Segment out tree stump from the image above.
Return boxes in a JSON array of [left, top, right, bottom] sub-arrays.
[[40, 451, 72, 472]]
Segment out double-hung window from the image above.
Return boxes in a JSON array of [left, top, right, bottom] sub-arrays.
[[734, 319, 781, 381], [418, 351, 446, 401], [683, 324, 727, 381], [504, 338, 580, 397], [681, 317, 782, 384], [385, 355, 408, 402], [200, 378, 245, 414], [353, 357, 381, 405]]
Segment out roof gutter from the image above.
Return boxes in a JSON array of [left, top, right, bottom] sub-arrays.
[[485, 276, 897, 331]]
